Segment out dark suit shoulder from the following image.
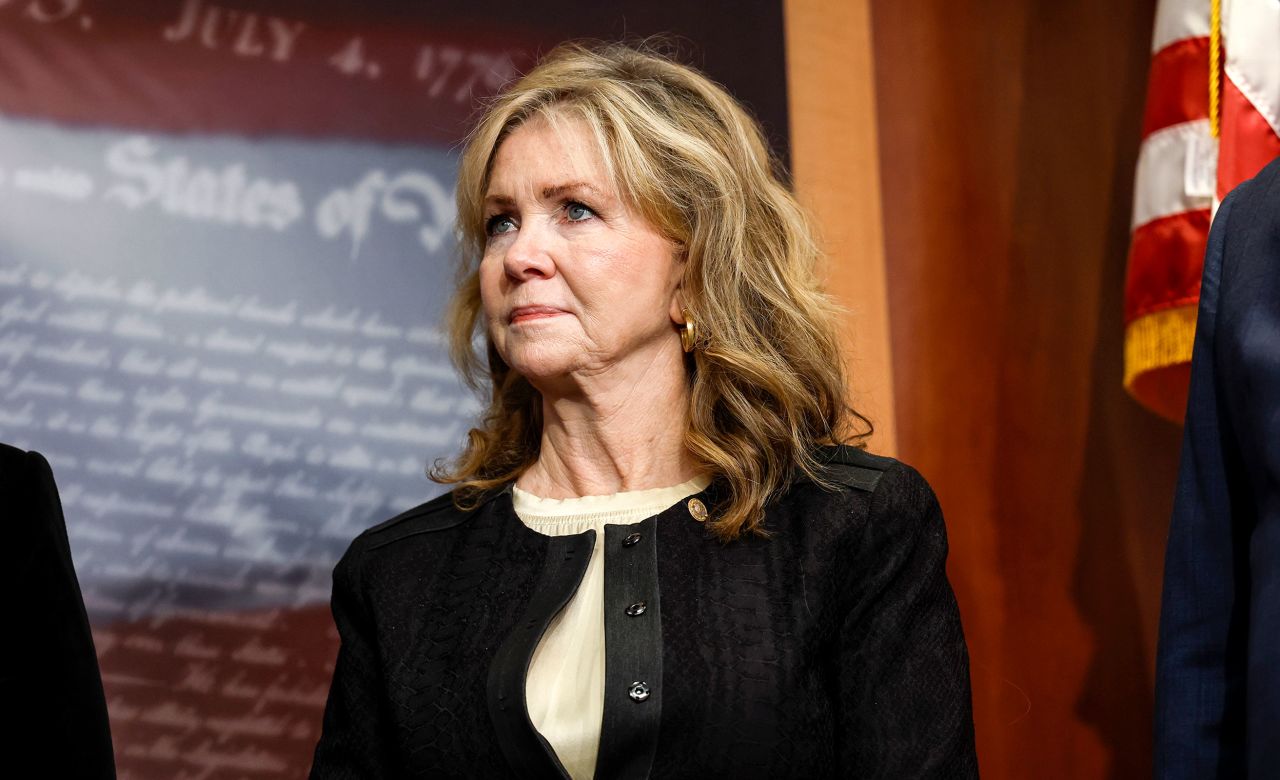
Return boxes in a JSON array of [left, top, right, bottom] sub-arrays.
[[866, 459, 941, 520], [0, 443, 49, 485], [0, 445, 62, 551], [0, 441, 28, 471], [811, 455, 943, 547], [1218, 156, 1280, 250], [788, 450, 941, 553], [813, 444, 898, 493], [352, 490, 477, 553], [362, 491, 457, 536], [331, 492, 467, 597], [1247, 154, 1280, 192]]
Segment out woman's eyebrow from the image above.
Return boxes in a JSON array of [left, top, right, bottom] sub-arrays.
[[483, 193, 516, 209], [484, 182, 607, 208], [540, 182, 605, 200]]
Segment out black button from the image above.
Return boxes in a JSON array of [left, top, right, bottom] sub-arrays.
[[628, 681, 651, 702], [622, 532, 642, 547], [625, 601, 647, 617]]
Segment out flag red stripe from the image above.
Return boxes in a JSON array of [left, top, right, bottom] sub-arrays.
[[1124, 209, 1210, 323], [1141, 36, 1211, 139], [1216, 75, 1280, 197]]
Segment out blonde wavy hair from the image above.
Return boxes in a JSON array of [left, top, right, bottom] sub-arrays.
[[432, 40, 870, 540]]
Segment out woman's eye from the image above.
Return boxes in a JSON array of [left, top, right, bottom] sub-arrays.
[[565, 202, 594, 222], [485, 215, 516, 236]]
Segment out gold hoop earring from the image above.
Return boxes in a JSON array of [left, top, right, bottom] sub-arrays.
[[680, 308, 697, 353]]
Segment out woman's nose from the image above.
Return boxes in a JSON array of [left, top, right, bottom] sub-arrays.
[[503, 223, 557, 281]]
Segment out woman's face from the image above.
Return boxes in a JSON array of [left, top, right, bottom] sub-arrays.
[[479, 114, 685, 391]]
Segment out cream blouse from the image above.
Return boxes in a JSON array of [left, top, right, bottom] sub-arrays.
[[511, 474, 711, 780]]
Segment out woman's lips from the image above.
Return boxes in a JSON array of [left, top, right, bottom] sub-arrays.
[[509, 305, 568, 324]]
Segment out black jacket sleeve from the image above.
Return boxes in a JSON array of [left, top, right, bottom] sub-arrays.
[[834, 464, 978, 778], [310, 540, 397, 778], [0, 445, 115, 778]]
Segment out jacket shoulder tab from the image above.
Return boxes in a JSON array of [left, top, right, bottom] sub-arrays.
[[814, 445, 896, 493], [361, 491, 471, 550]]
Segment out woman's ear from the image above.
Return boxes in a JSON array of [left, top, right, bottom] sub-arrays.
[[669, 242, 689, 324]]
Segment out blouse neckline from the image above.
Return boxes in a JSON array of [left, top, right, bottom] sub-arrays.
[[513, 474, 711, 530]]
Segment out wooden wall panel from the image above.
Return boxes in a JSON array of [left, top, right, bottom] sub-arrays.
[[784, 0, 898, 455], [870, 0, 1180, 777]]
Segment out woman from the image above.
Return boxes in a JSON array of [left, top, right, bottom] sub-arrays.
[[311, 41, 977, 779]]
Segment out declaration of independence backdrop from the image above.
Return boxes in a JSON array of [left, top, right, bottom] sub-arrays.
[[0, 2, 788, 775]]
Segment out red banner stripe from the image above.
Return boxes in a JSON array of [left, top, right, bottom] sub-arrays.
[[1123, 209, 1210, 323], [1142, 36, 1211, 140], [1217, 75, 1280, 198]]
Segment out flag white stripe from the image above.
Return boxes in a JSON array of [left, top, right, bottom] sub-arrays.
[[1224, 0, 1280, 138], [1132, 119, 1215, 230], [1152, 0, 1211, 53]]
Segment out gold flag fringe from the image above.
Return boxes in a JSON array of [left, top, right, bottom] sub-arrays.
[[1124, 304, 1198, 422]]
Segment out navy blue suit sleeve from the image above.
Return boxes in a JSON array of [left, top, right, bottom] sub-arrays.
[[1218, 162, 1280, 778], [1155, 157, 1280, 778], [1153, 187, 1245, 778]]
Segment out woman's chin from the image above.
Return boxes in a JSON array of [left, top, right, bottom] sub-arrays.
[[504, 351, 584, 389]]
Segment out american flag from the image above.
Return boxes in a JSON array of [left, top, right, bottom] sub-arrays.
[[1124, 0, 1280, 421]]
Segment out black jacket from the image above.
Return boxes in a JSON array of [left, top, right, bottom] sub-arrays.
[[310, 446, 977, 778], [0, 445, 116, 778]]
